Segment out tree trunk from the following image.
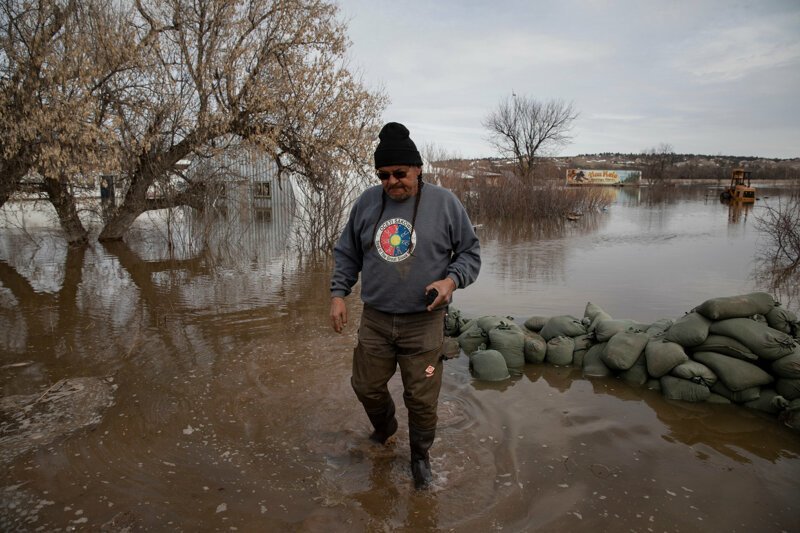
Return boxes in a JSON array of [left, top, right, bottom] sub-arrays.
[[43, 176, 89, 245], [0, 154, 31, 209]]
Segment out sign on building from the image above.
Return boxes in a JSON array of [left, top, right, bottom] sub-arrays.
[[566, 169, 641, 186]]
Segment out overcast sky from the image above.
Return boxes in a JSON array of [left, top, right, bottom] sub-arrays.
[[335, 0, 800, 159]]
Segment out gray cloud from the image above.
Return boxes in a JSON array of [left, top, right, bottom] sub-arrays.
[[338, 0, 800, 158]]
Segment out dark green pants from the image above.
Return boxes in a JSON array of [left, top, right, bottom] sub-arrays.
[[351, 305, 445, 430]]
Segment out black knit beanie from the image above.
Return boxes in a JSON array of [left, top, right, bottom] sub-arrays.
[[374, 122, 423, 168]]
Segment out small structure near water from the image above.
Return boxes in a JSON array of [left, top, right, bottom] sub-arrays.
[[448, 292, 800, 432]]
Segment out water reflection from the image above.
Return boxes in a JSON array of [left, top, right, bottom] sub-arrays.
[[2, 186, 800, 531]]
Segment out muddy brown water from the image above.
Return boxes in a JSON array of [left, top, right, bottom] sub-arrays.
[[1, 186, 799, 531]]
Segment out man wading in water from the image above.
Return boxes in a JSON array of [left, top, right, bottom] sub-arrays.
[[330, 122, 481, 489]]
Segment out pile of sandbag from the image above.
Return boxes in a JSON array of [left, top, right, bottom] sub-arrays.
[[449, 292, 800, 432]]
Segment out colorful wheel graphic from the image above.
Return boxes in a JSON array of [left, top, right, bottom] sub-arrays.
[[375, 218, 415, 262]]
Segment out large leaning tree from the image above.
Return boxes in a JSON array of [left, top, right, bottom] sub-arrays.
[[483, 94, 578, 182], [0, 0, 386, 244], [0, 0, 132, 243]]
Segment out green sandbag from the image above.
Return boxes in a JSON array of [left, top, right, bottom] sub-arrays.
[[780, 399, 800, 432], [711, 381, 760, 403], [546, 336, 575, 366], [620, 354, 648, 387], [745, 388, 789, 414], [664, 312, 711, 348], [583, 343, 611, 377], [593, 319, 647, 343], [708, 318, 796, 361], [693, 351, 774, 391], [477, 315, 515, 333], [457, 323, 488, 355], [444, 307, 462, 337], [489, 324, 526, 368], [765, 306, 798, 335], [694, 292, 776, 320], [524, 316, 549, 332], [660, 375, 711, 402], [772, 349, 800, 378], [706, 393, 731, 404], [584, 302, 613, 332], [646, 318, 675, 338], [646, 379, 661, 391], [602, 330, 649, 370], [523, 332, 547, 364], [540, 315, 587, 341], [572, 334, 594, 369], [645, 338, 689, 377], [775, 378, 800, 400], [469, 348, 510, 381], [689, 334, 757, 362], [670, 360, 717, 387]]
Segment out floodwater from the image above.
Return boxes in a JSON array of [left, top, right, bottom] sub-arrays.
[[1, 186, 799, 532]]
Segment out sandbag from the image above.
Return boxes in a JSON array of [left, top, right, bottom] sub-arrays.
[[583, 343, 611, 377], [477, 315, 515, 333], [706, 393, 731, 404], [540, 315, 587, 341], [583, 343, 611, 376], [694, 292, 776, 320], [469, 348, 510, 381], [660, 376, 711, 403], [775, 378, 800, 400], [765, 306, 798, 335], [670, 360, 717, 387], [664, 312, 711, 348], [779, 399, 800, 431], [711, 382, 760, 403], [572, 334, 594, 368], [745, 388, 789, 414], [546, 336, 575, 366], [602, 330, 649, 371], [584, 302, 613, 331], [524, 315, 549, 333], [593, 319, 646, 343], [708, 318, 796, 361], [457, 323, 488, 355], [523, 332, 547, 364], [645, 339, 689, 377], [489, 324, 526, 368], [444, 307, 463, 337], [620, 354, 648, 387], [690, 334, 757, 362], [646, 318, 674, 338], [772, 349, 800, 379], [693, 351, 774, 391]]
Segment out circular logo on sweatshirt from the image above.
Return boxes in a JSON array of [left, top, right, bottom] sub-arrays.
[[375, 218, 416, 262]]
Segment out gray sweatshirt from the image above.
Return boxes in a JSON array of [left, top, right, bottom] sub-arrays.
[[331, 181, 481, 314]]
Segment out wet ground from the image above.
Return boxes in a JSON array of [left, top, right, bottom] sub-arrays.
[[1, 186, 799, 531]]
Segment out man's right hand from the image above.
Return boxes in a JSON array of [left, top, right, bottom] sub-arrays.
[[330, 296, 347, 333]]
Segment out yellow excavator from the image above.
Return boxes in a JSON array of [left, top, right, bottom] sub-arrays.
[[720, 168, 756, 203]]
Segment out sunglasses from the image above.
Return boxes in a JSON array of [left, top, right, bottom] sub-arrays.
[[376, 169, 410, 180]]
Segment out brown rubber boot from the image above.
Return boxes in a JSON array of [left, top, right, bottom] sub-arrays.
[[366, 402, 398, 444], [409, 425, 436, 489]]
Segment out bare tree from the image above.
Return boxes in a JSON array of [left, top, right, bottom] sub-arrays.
[[0, 0, 131, 243], [483, 94, 578, 181], [2, 0, 385, 243], [753, 189, 800, 308], [642, 143, 676, 186]]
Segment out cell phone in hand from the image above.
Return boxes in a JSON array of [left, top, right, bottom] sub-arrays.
[[425, 288, 439, 306]]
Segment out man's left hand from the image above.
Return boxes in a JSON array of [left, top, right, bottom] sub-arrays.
[[425, 277, 457, 311]]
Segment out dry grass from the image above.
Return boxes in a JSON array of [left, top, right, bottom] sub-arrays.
[[446, 177, 616, 222]]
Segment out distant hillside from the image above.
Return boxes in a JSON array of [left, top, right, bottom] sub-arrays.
[[431, 154, 800, 182]]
